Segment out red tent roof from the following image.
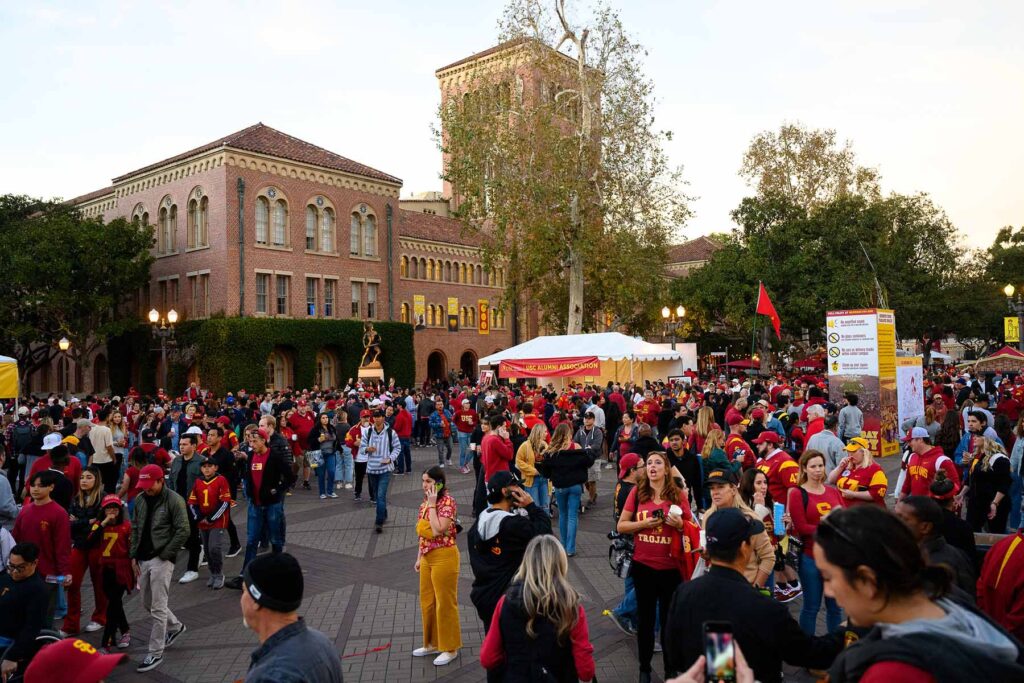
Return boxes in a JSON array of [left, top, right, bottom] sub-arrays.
[[721, 359, 759, 369], [983, 346, 1024, 360]]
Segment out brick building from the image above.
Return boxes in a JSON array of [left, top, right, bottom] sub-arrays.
[[51, 123, 513, 394]]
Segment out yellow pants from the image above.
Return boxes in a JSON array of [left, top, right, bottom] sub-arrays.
[[419, 544, 462, 652]]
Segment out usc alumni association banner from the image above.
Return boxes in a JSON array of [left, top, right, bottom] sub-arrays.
[[498, 356, 600, 378]]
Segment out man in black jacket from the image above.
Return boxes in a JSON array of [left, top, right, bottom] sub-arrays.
[[468, 471, 552, 633], [665, 427, 702, 512], [663, 508, 844, 683], [226, 426, 296, 589], [0, 542, 48, 679]]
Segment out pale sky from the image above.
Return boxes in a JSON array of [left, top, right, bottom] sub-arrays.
[[1, 1, 1020, 248]]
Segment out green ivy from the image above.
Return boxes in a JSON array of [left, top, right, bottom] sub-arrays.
[[109, 317, 414, 396]]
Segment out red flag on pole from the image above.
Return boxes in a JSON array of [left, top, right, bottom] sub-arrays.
[[756, 282, 782, 339]]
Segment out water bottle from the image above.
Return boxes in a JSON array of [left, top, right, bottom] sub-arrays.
[[773, 502, 786, 537]]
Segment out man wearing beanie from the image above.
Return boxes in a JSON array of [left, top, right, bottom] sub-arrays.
[[241, 553, 343, 682]]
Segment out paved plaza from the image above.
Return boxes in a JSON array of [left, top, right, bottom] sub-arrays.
[[92, 446, 901, 682]]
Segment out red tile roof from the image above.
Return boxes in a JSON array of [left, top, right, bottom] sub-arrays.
[[667, 236, 722, 264], [66, 185, 115, 205], [112, 123, 401, 185], [398, 209, 482, 248]]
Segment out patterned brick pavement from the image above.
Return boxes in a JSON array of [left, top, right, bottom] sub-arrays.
[[95, 446, 900, 681]]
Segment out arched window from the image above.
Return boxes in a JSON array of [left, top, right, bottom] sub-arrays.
[[427, 259, 435, 281], [305, 205, 317, 250], [427, 304, 435, 327], [157, 199, 177, 254], [498, 268, 504, 287], [363, 214, 377, 257], [315, 350, 337, 388], [256, 197, 269, 244], [491, 308, 497, 329], [400, 255, 408, 278], [321, 208, 334, 252], [265, 348, 293, 391], [444, 262, 452, 282], [272, 199, 288, 246], [460, 307, 467, 327], [350, 212, 361, 255], [460, 263, 468, 283], [187, 188, 207, 248], [401, 302, 410, 323], [469, 306, 476, 327], [419, 258, 427, 279], [476, 265, 482, 285], [410, 257, 418, 279]]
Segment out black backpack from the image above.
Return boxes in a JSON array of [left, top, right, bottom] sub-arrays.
[[11, 421, 33, 453]]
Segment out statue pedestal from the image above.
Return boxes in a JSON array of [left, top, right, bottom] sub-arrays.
[[358, 366, 385, 383]]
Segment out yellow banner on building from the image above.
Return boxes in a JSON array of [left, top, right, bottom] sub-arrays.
[[447, 297, 459, 332], [413, 295, 425, 328], [1006, 317, 1020, 343], [478, 300, 490, 335]]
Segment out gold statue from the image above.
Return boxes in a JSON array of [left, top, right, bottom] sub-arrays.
[[360, 321, 382, 368]]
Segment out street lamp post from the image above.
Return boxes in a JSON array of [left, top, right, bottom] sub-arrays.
[[149, 308, 178, 392], [1005, 284, 1024, 352], [661, 305, 686, 351]]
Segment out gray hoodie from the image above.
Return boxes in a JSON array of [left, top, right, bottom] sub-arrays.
[[879, 598, 1019, 664]]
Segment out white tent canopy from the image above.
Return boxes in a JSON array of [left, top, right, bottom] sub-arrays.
[[479, 332, 681, 366]]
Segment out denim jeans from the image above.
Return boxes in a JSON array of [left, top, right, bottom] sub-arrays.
[[367, 471, 391, 525], [1009, 473, 1021, 531], [457, 432, 472, 468], [316, 452, 337, 496], [798, 552, 842, 634], [554, 484, 582, 554], [336, 446, 354, 484], [435, 437, 452, 465], [243, 501, 284, 570], [397, 438, 412, 474], [524, 476, 550, 510], [613, 574, 638, 627]]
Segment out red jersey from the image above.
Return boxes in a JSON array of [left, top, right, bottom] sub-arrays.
[[835, 463, 887, 506], [12, 500, 71, 578], [757, 450, 800, 503], [635, 399, 660, 427], [139, 442, 172, 471], [453, 409, 479, 434], [250, 450, 270, 506], [787, 485, 844, 556], [977, 530, 1024, 641], [480, 433, 513, 478], [622, 488, 691, 571], [725, 433, 756, 470], [96, 520, 131, 563], [188, 475, 232, 529], [900, 446, 960, 497], [287, 411, 316, 447], [123, 466, 141, 502]]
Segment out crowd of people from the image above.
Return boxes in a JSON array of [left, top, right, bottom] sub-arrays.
[[0, 367, 1022, 682]]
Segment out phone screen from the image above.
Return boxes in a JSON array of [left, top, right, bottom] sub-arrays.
[[704, 622, 736, 683]]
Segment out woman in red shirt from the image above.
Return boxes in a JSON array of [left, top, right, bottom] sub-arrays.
[[617, 451, 690, 682], [818, 505, 1024, 682], [827, 437, 888, 507], [786, 449, 844, 636]]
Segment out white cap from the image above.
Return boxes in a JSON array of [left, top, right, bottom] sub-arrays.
[[42, 433, 62, 450], [184, 425, 204, 435], [18, 406, 29, 416]]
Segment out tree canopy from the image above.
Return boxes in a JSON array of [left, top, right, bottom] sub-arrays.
[[0, 194, 154, 392], [437, 0, 690, 335]]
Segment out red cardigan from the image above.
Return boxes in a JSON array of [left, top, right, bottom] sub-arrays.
[[480, 595, 595, 681]]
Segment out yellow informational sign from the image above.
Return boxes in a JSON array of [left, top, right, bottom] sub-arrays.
[[478, 300, 490, 335], [413, 295, 425, 328], [447, 297, 459, 332], [1006, 317, 1020, 343]]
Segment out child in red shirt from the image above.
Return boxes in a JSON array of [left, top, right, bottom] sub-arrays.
[[89, 495, 133, 651], [188, 458, 232, 588]]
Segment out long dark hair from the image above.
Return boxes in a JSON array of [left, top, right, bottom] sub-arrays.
[[634, 451, 683, 505], [816, 505, 951, 607], [936, 411, 962, 455], [739, 467, 773, 509], [424, 465, 448, 501]]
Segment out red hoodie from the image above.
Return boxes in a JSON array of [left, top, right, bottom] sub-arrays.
[[900, 445, 960, 497], [977, 530, 1024, 641], [480, 432, 513, 478], [12, 500, 71, 579]]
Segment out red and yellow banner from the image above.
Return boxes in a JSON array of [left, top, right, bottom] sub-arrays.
[[478, 300, 490, 335], [498, 356, 600, 378]]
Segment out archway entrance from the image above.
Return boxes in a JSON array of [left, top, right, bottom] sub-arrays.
[[265, 347, 295, 391], [93, 354, 109, 393], [460, 350, 477, 381], [427, 351, 447, 382]]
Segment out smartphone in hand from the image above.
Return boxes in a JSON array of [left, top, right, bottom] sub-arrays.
[[703, 621, 736, 683]]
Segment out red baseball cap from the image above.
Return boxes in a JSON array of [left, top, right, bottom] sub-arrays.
[[751, 408, 766, 420], [255, 428, 270, 441], [359, 409, 372, 419], [725, 413, 744, 426], [216, 415, 231, 426], [25, 637, 126, 682], [298, 399, 308, 407], [135, 464, 165, 490], [100, 494, 123, 509], [618, 453, 641, 480], [751, 431, 781, 445]]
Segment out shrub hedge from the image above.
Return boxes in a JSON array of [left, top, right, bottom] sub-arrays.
[[108, 317, 414, 396]]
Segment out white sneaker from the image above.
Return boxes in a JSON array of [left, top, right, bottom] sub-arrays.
[[433, 651, 459, 666], [84, 621, 103, 633], [412, 646, 439, 657], [320, 494, 327, 500], [198, 549, 207, 567], [345, 483, 353, 489], [178, 570, 200, 584]]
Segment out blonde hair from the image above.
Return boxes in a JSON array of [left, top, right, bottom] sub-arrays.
[[975, 437, 1007, 471], [549, 423, 573, 452], [696, 406, 715, 438], [527, 424, 547, 458], [853, 443, 876, 468], [512, 535, 580, 642], [701, 428, 725, 459]]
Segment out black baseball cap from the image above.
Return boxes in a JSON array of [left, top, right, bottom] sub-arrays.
[[705, 468, 739, 486], [705, 508, 765, 553], [486, 471, 520, 503]]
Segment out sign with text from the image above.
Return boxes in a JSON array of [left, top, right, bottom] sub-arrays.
[[896, 356, 924, 433], [498, 356, 600, 378], [827, 309, 899, 457], [478, 369, 494, 387], [1006, 317, 1020, 343]]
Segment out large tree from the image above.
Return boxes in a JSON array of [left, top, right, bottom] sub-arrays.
[[0, 195, 154, 394], [438, 0, 690, 335], [740, 122, 881, 212]]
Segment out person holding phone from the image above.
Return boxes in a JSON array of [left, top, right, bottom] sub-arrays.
[[414, 466, 461, 667], [663, 508, 843, 683]]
